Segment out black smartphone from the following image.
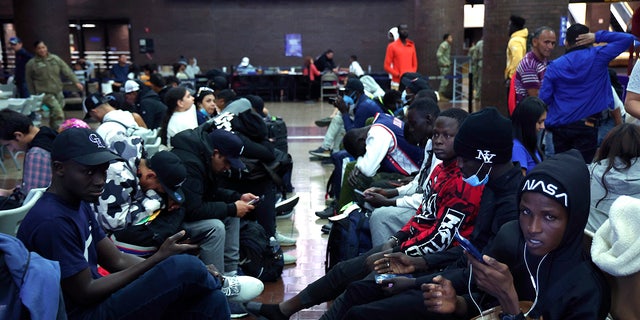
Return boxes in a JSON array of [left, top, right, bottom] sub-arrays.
[[185, 228, 215, 244], [454, 232, 485, 263]]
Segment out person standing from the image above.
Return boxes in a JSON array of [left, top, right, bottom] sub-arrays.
[[25, 40, 83, 129], [505, 15, 528, 84], [469, 39, 483, 100], [512, 26, 557, 110], [539, 24, 633, 163], [436, 33, 453, 98], [9, 37, 33, 98], [384, 24, 417, 91]]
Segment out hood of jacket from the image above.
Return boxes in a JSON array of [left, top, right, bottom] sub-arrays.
[[29, 126, 57, 152]]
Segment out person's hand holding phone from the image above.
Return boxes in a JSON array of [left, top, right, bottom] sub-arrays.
[[466, 251, 520, 315]]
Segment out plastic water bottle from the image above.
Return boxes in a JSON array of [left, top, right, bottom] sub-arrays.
[[269, 236, 282, 259]]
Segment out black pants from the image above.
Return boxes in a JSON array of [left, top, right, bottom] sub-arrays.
[[223, 177, 277, 238], [549, 121, 598, 163], [323, 279, 458, 320]]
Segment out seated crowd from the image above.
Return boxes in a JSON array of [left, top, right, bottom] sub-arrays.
[[3, 22, 640, 320]]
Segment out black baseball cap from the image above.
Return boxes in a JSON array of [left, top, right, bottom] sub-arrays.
[[82, 93, 109, 120], [146, 151, 187, 204], [344, 78, 364, 93], [52, 128, 123, 165], [207, 129, 245, 169]]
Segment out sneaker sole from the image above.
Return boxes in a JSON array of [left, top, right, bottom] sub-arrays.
[[230, 312, 249, 319], [275, 210, 294, 220], [275, 195, 299, 213], [309, 151, 331, 158]]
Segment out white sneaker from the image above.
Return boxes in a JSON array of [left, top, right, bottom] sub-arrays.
[[222, 275, 264, 303], [275, 232, 297, 247], [283, 253, 297, 265]]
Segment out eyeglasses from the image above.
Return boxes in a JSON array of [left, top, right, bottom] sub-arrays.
[[197, 87, 215, 98]]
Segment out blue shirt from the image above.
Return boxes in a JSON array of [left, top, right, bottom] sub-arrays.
[[540, 31, 634, 127], [342, 94, 384, 131], [511, 139, 540, 174], [17, 192, 106, 281]]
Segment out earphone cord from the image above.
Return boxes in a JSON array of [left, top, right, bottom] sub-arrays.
[[523, 244, 549, 317], [468, 264, 485, 320]]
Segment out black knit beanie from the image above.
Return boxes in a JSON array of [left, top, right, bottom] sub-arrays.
[[454, 107, 512, 164]]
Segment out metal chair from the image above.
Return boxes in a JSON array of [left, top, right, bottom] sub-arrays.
[[320, 72, 340, 102]]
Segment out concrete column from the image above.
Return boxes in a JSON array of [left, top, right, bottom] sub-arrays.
[[482, 0, 569, 116], [13, 0, 71, 62], [413, 0, 465, 89]]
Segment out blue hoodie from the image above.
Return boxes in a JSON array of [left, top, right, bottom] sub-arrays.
[[540, 31, 634, 127]]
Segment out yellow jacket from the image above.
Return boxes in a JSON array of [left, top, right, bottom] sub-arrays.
[[505, 28, 528, 79]]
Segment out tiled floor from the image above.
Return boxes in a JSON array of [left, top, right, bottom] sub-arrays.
[[0, 98, 460, 319]]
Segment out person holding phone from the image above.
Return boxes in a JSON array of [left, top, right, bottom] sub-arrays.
[[423, 150, 610, 319]]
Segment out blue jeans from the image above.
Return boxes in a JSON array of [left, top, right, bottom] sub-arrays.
[[70, 255, 230, 320]]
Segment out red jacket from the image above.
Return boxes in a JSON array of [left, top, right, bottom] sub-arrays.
[[303, 63, 321, 81], [384, 39, 418, 83], [395, 160, 484, 257]]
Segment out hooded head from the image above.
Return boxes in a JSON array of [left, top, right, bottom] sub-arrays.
[[518, 149, 589, 258]]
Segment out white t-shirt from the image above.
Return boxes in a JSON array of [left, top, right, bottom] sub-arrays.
[[167, 104, 198, 148], [349, 61, 365, 77]]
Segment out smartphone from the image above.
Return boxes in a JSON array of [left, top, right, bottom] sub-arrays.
[[185, 228, 215, 244], [375, 273, 413, 284], [354, 189, 366, 196], [454, 232, 485, 263], [247, 195, 264, 205]]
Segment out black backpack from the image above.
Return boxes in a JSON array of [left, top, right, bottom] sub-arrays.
[[264, 116, 288, 154], [325, 204, 373, 273], [238, 220, 284, 282]]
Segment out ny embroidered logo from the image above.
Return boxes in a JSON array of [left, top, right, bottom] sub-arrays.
[[89, 133, 106, 148], [475, 149, 496, 164]]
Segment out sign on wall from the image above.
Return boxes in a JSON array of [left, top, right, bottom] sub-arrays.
[[285, 34, 302, 57]]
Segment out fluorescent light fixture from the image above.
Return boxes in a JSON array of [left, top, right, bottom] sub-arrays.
[[82, 24, 96, 28]]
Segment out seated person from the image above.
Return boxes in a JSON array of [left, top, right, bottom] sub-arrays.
[[247, 105, 484, 320], [309, 78, 386, 158], [17, 128, 230, 320], [511, 96, 547, 175], [423, 150, 610, 319], [323, 107, 522, 320], [0, 109, 57, 206], [365, 101, 450, 246], [160, 87, 198, 148], [236, 57, 255, 74], [587, 123, 640, 232], [592, 195, 640, 319], [83, 93, 151, 167]]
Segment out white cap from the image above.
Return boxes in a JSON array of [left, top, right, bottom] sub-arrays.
[[124, 80, 140, 93], [240, 57, 250, 67]]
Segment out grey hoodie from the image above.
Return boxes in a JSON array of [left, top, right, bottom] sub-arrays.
[[588, 157, 640, 232]]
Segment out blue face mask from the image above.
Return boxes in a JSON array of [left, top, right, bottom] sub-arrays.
[[462, 162, 492, 187], [343, 95, 355, 106], [401, 90, 408, 105]]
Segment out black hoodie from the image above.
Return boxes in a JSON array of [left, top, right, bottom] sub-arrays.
[[28, 126, 56, 152], [478, 150, 610, 319], [170, 126, 241, 221]]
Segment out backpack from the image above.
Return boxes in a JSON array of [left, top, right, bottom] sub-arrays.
[[264, 116, 288, 154], [325, 203, 373, 273], [238, 220, 284, 282]]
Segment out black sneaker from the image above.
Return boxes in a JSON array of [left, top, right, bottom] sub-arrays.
[[309, 147, 332, 158], [229, 301, 249, 318], [315, 117, 332, 127], [315, 204, 336, 219], [276, 210, 294, 220], [275, 194, 299, 213], [321, 222, 333, 234]]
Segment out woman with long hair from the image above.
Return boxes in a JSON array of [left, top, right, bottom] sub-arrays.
[[587, 122, 640, 232], [160, 86, 197, 148], [511, 96, 546, 175]]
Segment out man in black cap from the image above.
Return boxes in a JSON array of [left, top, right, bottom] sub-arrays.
[[171, 128, 258, 276], [309, 78, 384, 158], [8, 36, 33, 98], [92, 150, 188, 252], [17, 128, 230, 319]]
